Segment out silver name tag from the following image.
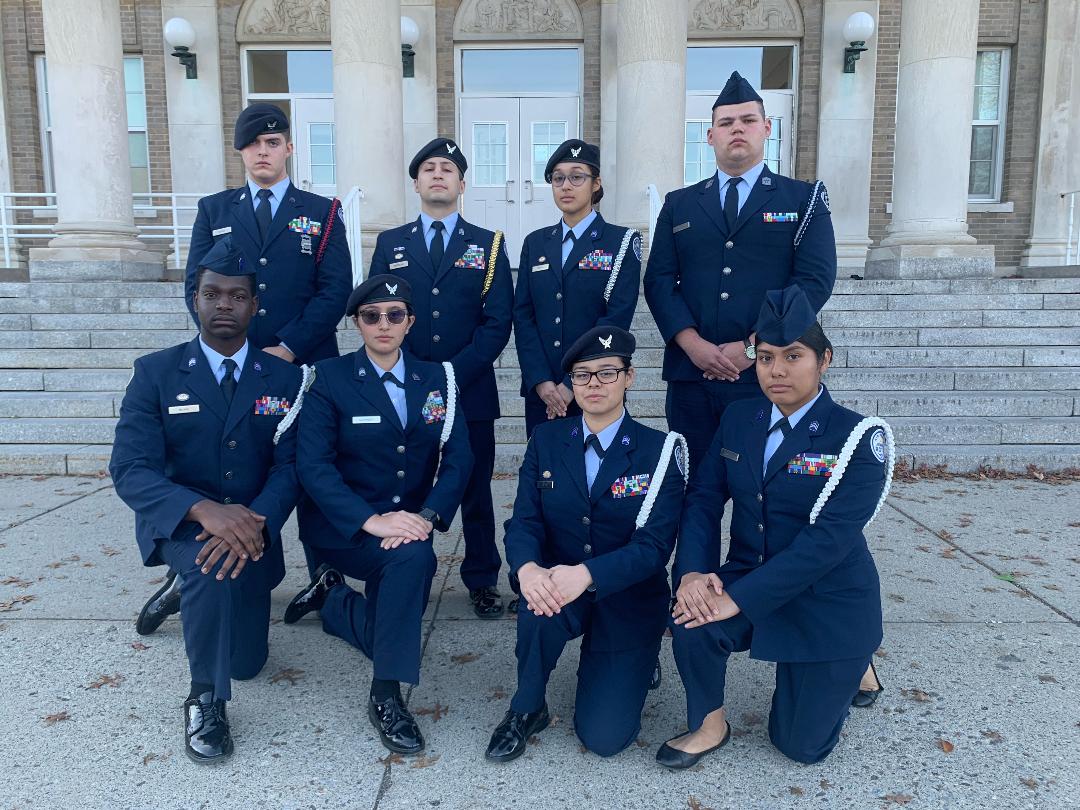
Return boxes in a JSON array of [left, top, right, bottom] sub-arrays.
[[352, 415, 381, 424], [389, 260, 409, 270], [673, 222, 691, 233], [212, 226, 232, 237], [719, 447, 740, 462], [531, 264, 550, 272], [168, 404, 200, 415]]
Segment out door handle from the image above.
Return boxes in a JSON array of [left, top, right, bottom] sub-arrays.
[[505, 179, 515, 204], [523, 179, 533, 204]]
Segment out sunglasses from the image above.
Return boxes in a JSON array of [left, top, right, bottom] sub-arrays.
[[357, 308, 408, 325]]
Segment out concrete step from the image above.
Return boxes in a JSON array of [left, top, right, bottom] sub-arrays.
[[0, 444, 111, 475], [0, 349, 148, 369], [28, 313, 193, 331], [0, 281, 186, 298], [0, 392, 119, 418], [903, 444, 1080, 472], [0, 417, 118, 444]]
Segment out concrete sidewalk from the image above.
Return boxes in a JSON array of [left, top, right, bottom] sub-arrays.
[[0, 474, 1077, 809]]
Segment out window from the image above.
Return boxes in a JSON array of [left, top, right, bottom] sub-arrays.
[[684, 116, 784, 185], [969, 48, 1010, 201], [246, 50, 332, 95], [686, 46, 793, 92], [531, 121, 567, 183], [37, 55, 150, 193], [461, 49, 579, 94], [472, 123, 509, 187], [308, 123, 336, 186]]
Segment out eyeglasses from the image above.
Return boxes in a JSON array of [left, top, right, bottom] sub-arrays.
[[550, 172, 594, 188], [357, 308, 408, 325], [570, 367, 629, 386]]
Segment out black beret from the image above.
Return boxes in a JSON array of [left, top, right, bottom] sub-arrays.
[[234, 103, 290, 150], [712, 70, 764, 110], [562, 326, 636, 372], [346, 274, 413, 317], [544, 139, 601, 183], [409, 138, 468, 179], [197, 236, 251, 279], [754, 286, 819, 348]]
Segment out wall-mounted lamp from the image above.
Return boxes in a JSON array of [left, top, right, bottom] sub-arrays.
[[401, 16, 419, 78], [842, 12, 875, 74], [164, 17, 198, 79]]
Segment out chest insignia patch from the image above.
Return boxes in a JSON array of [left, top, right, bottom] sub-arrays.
[[763, 212, 799, 223], [455, 245, 487, 269], [422, 390, 446, 424], [579, 250, 613, 270], [787, 453, 838, 476], [611, 473, 650, 498], [254, 396, 290, 416]]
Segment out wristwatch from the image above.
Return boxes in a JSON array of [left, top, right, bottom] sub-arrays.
[[743, 338, 756, 361], [418, 507, 439, 526]]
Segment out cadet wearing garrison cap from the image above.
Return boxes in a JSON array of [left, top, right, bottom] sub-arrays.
[[368, 137, 514, 620], [658, 285, 893, 769], [486, 326, 687, 762], [111, 236, 306, 763], [284, 274, 472, 756], [644, 70, 837, 473]]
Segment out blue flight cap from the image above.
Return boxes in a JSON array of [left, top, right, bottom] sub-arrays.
[[197, 236, 250, 278], [712, 70, 764, 110], [754, 286, 819, 347]]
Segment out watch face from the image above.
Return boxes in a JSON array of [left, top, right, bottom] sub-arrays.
[[745, 345, 756, 360]]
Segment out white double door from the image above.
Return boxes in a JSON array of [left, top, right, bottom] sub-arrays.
[[291, 97, 337, 198], [460, 96, 580, 264]]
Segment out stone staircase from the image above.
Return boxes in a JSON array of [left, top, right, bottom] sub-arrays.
[[1, 276, 1079, 475]]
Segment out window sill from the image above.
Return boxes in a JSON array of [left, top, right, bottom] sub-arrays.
[[884, 201, 1014, 214]]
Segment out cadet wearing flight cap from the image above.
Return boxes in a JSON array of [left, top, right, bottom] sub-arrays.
[[284, 274, 472, 756], [513, 138, 642, 440], [368, 137, 514, 620], [486, 326, 688, 762], [644, 71, 836, 473], [658, 285, 893, 769], [110, 237, 306, 763]]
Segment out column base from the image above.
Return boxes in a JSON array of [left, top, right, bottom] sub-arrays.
[[28, 246, 165, 282], [836, 237, 872, 272], [864, 243, 995, 279], [1020, 238, 1071, 268]]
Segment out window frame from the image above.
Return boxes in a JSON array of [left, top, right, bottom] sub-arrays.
[[969, 47, 1011, 203]]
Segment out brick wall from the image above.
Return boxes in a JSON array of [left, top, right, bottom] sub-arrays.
[[218, 0, 245, 189], [794, 0, 822, 182], [868, 0, 901, 250]]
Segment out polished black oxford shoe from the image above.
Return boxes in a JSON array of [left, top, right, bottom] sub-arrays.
[[655, 721, 731, 770], [485, 703, 550, 763], [470, 586, 504, 619], [368, 694, 425, 754], [851, 661, 885, 708], [184, 692, 233, 764], [135, 569, 182, 636], [283, 563, 343, 624]]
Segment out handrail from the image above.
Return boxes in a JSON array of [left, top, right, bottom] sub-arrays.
[[341, 185, 366, 286], [645, 184, 662, 251], [1063, 190, 1080, 266]]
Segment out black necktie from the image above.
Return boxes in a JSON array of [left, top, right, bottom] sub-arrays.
[[429, 220, 445, 269], [562, 230, 577, 269], [724, 177, 742, 230], [584, 434, 605, 458], [769, 417, 791, 438], [220, 359, 238, 405], [255, 188, 273, 242], [381, 371, 404, 389]]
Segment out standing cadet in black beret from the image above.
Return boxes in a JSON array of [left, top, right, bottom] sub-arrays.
[[137, 103, 352, 632], [644, 71, 837, 473], [367, 138, 514, 619], [486, 326, 687, 762], [513, 139, 642, 440], [282, 275, 472, 756], [110, 238, 306, 763]]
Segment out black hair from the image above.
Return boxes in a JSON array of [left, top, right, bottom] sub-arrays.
[[195, 266, 256, 296], [591, 182, 604, 206], [797, 321, 833, 364]]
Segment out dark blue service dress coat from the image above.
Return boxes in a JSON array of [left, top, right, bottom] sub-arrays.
[[185, 183, 352, 364]]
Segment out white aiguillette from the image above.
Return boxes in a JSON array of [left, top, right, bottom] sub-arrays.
[[352, 415, 381, 424], [168, 404, 200, 415]]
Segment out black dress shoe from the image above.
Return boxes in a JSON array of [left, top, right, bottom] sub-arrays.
[[135, 570, 182, 636], [470, 586, 504, 619], [283, 563, 343, 624], [649, 658, 662, 690], [506, 596, 519, 615], [368, 694, 424, 754], [851, 661, 884, 708], [485, 703, 550, 762], [655, 721, 732, 770], [184, 692, 233, 763]]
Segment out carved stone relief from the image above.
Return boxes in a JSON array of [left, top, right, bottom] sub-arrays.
[[454, 0, 584, 41], [237, 0, 330, 42], [688, 0, 804, 39]]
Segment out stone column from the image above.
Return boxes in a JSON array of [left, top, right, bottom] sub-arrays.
[[401, 0, 438, 222], [816, 0, 878, 271], [614, 0, 687, 238], [31, 0, 161, 280], [332, 0, 406, 251], [599, 0, 619, 212], [1021, 0, 1080, 268], [865, 0, 994, 278]]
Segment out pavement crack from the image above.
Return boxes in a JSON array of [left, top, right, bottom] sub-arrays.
[[0, 481, 114, 536]]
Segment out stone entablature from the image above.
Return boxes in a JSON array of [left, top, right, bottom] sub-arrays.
[[688, 0, 803, 39]]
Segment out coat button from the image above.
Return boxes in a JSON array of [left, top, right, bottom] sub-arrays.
[[756, 493, 763, 502], [258, 283, 267, 291], [433, 335, 441, 343], [392, 495, 401, 504], [725, 241, 734, 249], [583, 544, 592, 554], [758, 554, 764, 563], [556, 292, 563, 300], [720, 292, 730, 301], [223, 497, 232, 504], [554, 340, 561, 348], [554, 317, 561, 324], [224, 471, 234, 480], [227, 440, 237, 449], [432, 311, 440, 318], [397, 445, 405, 454], [258, 308, 267, 316], [757, 523, 764, 532], [581, 516, 591, 525], [259, 257, 268, 266], [722, 267, 732, 275], [397, 470, 405, 478], [432, 288, 440, 295]]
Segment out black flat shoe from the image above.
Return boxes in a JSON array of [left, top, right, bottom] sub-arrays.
[[283, 563, 343, 624], [184, 692, 233, 763], [485, 703, 550, 763], [136, 570, 182, 636], [649, 659, 662, 691], [655, 721, 731, 770], [368, 694, 424, 754], [470, 587, 504, 619], [506, 596, 520, 615], [851, 661, 884, 708]]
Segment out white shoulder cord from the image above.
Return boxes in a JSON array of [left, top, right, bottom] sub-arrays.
[[634, 431, 690, 529], [439, 361, 457, 449], [807, 417, 896, 526], [793, 180, 825, 248], [603, 228, 638, 303], [273, 364, 315, 446]]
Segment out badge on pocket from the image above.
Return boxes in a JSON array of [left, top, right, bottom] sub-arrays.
[[422, 390, 446, 424]]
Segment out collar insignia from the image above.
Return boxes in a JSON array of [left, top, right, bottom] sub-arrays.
[[599, 334, 613, 349], [762, 176, 772, 186], [412, 372, 421, 381], [570, 427, 579, 438], [385, 283, 398, 295], [570, 146, 581, 158], [756, 408, 765, 421], [254, 362, 262, 371], [188, 357, 196, 367], [358, 368, 366, 377], [808, 420, 820, 433], [621, 435, 630, 446]]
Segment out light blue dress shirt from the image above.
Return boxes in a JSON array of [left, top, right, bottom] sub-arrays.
[[762, 385, 824, 475], [715, 160, 766, 214], [247, 176, 291, 221], [419, 211, 459, 251], [561, 209, 598, 266], [199, 337, 248, 385], [583, 408, 626, 490], [370, 349, 408, 428]]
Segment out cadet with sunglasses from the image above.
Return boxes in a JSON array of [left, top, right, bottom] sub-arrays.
[[513, 139, 642, 439], [367, 138, 514, 619], [486, 326, 688, 762], [283, 275, 472, 756]]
